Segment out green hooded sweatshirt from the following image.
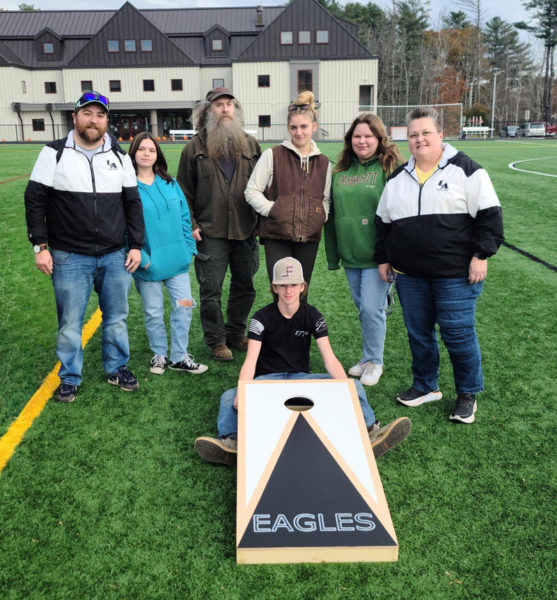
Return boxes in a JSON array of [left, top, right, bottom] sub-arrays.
[[324, 157, 387, 270]]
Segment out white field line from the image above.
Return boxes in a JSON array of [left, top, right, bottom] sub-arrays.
[[508, 156, 557, 178]]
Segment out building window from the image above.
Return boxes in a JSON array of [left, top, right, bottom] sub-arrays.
[[297, 70, 313, 94], [211, 39, 223, 51], [359, 85, 374, 111], [43, 42, 54, 54], [258, 75, 270, 88], [44, 81, 57, 94], [124, 39, 136, 52], [259, 115, 271, 128], [212, 78, 224, 88], [22, 81, 27, 94], [141, 39, 152, 52], [107, 40, 119, 53], [316, 30, 329, 44], [32, 119, 45, 132], [280, 31, 293, 45], [298, 31, 311, 44], [143, 79, 155, 92], [109, 80, 121, 93], [81, 80, 93, 92], [171, 79, 183, 91]]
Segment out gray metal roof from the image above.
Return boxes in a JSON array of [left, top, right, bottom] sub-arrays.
[[0, 10, 113, 38]]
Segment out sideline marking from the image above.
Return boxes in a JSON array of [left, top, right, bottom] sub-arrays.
[[0, 174, 30, 185], [0, 308, 102, 475], [509, 157, 557, 178]]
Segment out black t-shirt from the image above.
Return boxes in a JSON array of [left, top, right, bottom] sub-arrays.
[[247, 302, 329, 377]]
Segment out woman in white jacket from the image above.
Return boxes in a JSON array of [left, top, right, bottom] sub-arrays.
[[245, 91, 332, 286]]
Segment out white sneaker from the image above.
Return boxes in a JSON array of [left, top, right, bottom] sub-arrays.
[[150, 354, 167, 375], [348, 360, 367, 377], [360, 363, 383, 386]]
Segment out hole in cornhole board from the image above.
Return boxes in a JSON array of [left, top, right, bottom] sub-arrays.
[[284, 396, 314, 412]]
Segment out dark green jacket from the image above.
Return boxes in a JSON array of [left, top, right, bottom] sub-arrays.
[[324, 157, 386, 270], [176, 130, 261, 240]]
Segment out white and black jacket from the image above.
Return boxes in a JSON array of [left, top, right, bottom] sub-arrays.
[[374, 143, 503, 278], [25, 131, 144, 256]]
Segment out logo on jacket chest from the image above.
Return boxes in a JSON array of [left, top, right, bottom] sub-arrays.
[[436, 180, 448, 191]]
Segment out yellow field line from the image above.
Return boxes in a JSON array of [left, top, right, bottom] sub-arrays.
[[0, 307, 102, 475]]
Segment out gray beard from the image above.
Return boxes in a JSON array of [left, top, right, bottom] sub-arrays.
[[205, 111, 249, 160]]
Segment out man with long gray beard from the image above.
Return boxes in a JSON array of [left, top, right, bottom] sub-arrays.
[[177, 87, 261, 362]]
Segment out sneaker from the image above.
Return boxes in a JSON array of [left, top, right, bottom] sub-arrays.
[[226, 335, 249, 351], [449, 393, 477, 424], [55, 383, 78, 403], [212, 344, 233, 362], [396, 387, 442, 407], [348, 360, 367, 377], [107, 365, 139, 391], [150, 354, 167, 375], [368, 417, 412, 459], [194, 436, 237, 465], [360, 363, 383, 387], [169, 354, 208, 374]]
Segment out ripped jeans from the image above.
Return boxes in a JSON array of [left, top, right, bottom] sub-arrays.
[[134, 272, 195, 363]]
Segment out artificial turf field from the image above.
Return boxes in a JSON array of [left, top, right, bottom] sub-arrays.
[[0, 138, 555, 599]]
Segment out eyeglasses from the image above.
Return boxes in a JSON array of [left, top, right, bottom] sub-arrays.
[[288, 103, 312, 112], [408, 130, 439, 140], [75, 91, 109, 111]]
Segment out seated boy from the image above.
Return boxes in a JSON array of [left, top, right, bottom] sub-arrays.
[[194, 257, 411, 465]]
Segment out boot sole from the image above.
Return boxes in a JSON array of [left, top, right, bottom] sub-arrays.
[[194, 437, 237, 466], [371, 417, 412, 459], [397, 390, 442, 407]]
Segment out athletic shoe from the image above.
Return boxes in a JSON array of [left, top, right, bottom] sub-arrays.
[[360, 363, 383, 386], [107, 366, 139, 391], [396, 387, 442, 407], [150, 354, 167, 375], [212, 344, 233, 362], [348, 361, 367, 377], [169, 354, 208, 375], [226, 335, 249, 351], [449, 393, 477, 424], [55, 383, 78, 403], [368, 417, 412, 459], [194, 436, 237, 465]]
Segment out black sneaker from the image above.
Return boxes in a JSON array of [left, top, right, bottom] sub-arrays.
[[449, 393, 477, 424], [107, 366, 139, 391], [397, 387, 442, 407], [169, 354, 208, 374], [55, 383, 78, 403]]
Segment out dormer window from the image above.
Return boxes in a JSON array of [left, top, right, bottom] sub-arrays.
[[43, 42, 54, 54], [107, 40, 119, 53], [280, 31, 293, 45], [141, 39, 153, 52], [124, 39, 136, 52], [316, 30, 329, 44], [212, 39, 223, 52], [298, 31, 311, 45]]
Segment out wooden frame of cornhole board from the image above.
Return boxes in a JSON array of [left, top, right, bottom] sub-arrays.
[[236, 378, 398, 564]]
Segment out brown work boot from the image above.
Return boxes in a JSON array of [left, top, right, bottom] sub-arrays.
[[226, 335, 249, 351], [368, 417, 412, 459], [194, 436, 237, 465], [212, 344, 233, 361]]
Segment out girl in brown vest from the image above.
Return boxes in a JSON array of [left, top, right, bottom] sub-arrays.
[[245, 91, 332, 286]]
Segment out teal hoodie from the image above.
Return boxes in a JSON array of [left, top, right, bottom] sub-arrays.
[[133, 175, 197, 282], [324, 157, 386, 270]]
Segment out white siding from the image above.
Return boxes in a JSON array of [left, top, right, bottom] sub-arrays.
[[199, 67, 232, 98]]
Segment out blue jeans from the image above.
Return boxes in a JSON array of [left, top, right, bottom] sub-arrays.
[[51, 249, 132, 386], [134, 272, 194, 364], [344, 267, 391, 365], [395, 274, 484, 394], [216, 372, 375, 438]]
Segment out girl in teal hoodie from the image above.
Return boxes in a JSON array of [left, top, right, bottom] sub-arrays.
[[129, 132, 207, 376], [324, 113, 402, 387]]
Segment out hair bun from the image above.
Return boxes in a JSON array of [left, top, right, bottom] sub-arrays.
[[294, 90, 315, 107]]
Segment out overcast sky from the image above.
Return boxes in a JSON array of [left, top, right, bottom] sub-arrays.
[[1, 0, 534, 25]]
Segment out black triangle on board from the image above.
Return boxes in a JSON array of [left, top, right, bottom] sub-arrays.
[[239, 414, 396, 548]]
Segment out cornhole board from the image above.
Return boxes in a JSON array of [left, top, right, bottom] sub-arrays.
[[236, 378, 398, 564]]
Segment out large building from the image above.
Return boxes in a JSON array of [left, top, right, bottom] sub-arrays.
[[0, 0, 378, 142]]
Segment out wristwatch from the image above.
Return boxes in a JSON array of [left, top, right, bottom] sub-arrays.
[[33, 243, 48, 254]]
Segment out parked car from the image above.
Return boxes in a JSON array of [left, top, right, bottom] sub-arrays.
[[500, 125, 519, 138], [545, 122, 556, 137], [517, 122, 546, 137]]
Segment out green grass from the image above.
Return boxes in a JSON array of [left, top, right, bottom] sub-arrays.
[[0, 140, 556, 599]]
